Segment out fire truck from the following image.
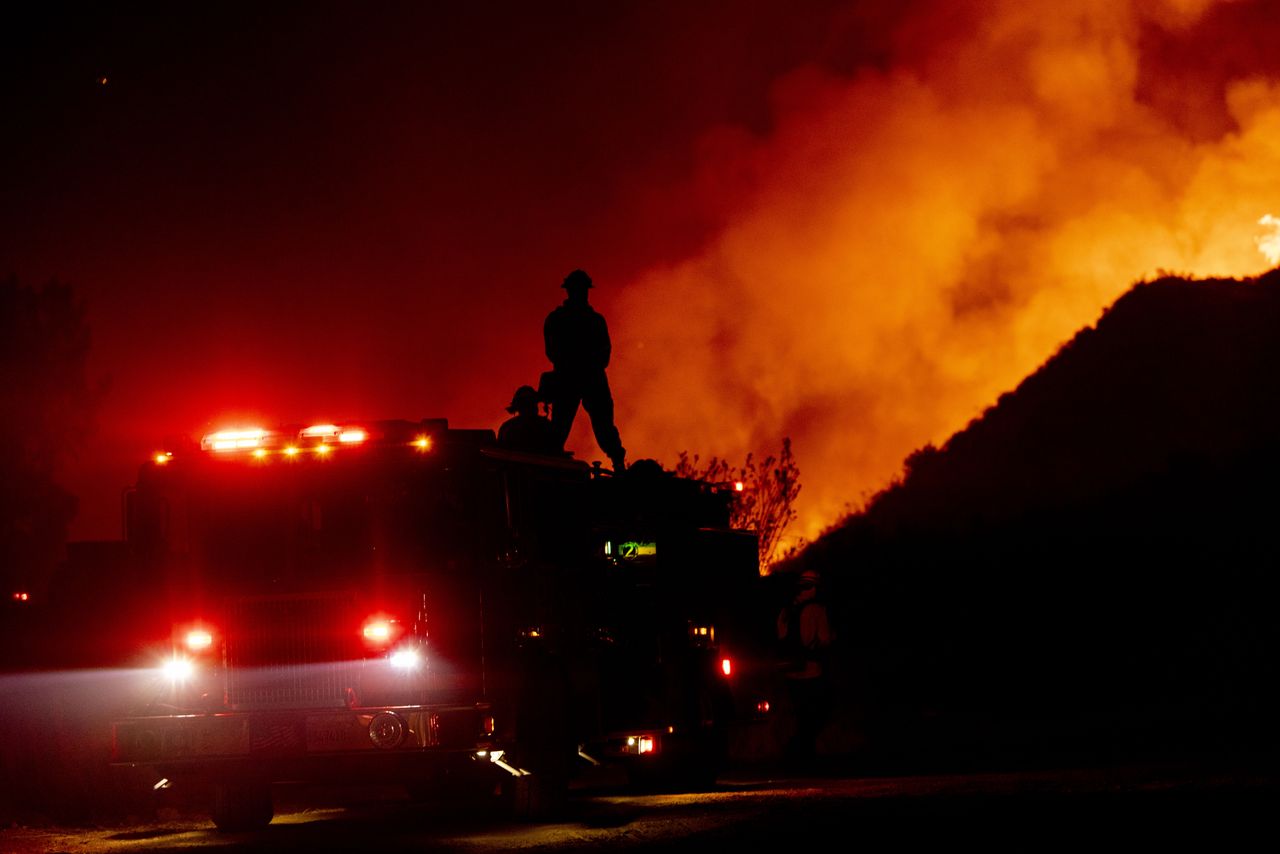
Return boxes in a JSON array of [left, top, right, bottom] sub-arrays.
[[110, 418, 765, 830]]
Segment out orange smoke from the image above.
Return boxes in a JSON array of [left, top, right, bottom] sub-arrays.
[[605, 0, 1280, 549]]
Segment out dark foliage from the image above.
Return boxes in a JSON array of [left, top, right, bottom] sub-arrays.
[[793, 270, 1280, 764], [675, 438, 801, 570], [0, 276, 99, 602]]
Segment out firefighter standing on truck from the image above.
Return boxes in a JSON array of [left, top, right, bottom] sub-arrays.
[[542, 269, 626, 471]]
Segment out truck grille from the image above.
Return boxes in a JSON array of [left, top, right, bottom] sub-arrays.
[[225, 595, 360, 710]]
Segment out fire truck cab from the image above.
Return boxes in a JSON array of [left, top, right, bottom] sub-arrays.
[[110, 418, 762, 830]]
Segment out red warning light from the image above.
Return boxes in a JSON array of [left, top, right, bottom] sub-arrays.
[[12, 592, 30, 602], [184, 628, 214, 651], [362, 615, 403, 648]]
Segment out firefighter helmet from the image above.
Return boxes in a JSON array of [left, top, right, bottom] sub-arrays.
[[506, 385, 541, 413], [561, 269, 593, 290]]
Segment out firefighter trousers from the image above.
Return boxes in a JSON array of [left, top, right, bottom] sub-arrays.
[[547, 369, 625, 466]]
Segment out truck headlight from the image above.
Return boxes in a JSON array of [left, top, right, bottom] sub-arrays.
[[161, 656, 195, 682], [388, 647, 421, 671]]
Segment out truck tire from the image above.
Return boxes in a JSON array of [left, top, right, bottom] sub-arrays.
[[406, 761, 497, 808], [629, 682, 730, 793], [503, 659, 573, 821], [210, 781, 273, 832]]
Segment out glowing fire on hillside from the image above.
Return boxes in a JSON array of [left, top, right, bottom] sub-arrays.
[[611, 0, 1280, 549], [1258, 215, 1280, 265]]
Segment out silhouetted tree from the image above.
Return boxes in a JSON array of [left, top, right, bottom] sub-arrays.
[[0, 277, 98, 600], [676, 438, 801, 572]]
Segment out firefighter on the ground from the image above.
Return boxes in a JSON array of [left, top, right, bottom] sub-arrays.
[[776, 568, 834, 763], [497, 384, 562, 456], [541, 269, 626, 471]]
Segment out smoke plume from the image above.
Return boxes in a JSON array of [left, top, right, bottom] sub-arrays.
[[600, 0, 1280, 549]]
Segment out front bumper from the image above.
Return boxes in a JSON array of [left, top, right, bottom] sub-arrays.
[[112, 703, 495, 773]]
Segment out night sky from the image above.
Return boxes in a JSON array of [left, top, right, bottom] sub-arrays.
[[5, 1, 1280, 544]]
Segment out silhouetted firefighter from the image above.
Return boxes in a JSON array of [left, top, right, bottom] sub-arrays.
[[541, 269, 626, 471], [776, 568, 833, 764], [497, 384, 562, 455]]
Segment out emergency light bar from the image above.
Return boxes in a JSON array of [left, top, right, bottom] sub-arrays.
[[201, 428, 268, 451], [300, 424, 368, 444], [195, 419, 446, 458], [200, 424, 371, 453]]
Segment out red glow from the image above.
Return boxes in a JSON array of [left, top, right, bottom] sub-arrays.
[[338, 428, 367, 444], [154, 452, 172, 465], [720, 657, 732, 677], [733, 481, 744, 492], [11, 592, 29, 602], [637, 735, 655, 754]]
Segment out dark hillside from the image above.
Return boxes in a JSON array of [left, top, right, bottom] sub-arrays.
[[794, 269, 1280, 765]]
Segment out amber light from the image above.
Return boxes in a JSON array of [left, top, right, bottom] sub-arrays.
[[414, 435, 432, 451], [154, 452, 173, 465]]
